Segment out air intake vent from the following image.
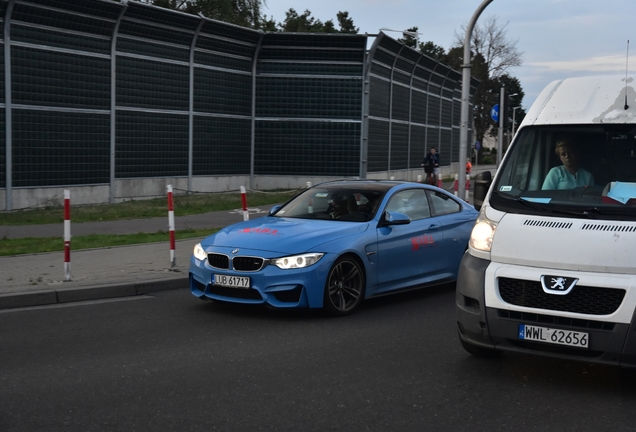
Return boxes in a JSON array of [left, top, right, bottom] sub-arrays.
[[523, 219, 573, 229], [232, 256, 265, 272], [498, 277, 625, 315], [208, 253, 229, 269], [581, 223, 636, 232]]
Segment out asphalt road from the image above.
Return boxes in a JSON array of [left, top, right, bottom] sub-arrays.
[[2, 286, 636, 432]]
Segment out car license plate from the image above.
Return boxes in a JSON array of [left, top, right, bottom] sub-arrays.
[[518, 324, 589, 348], [214, 274, 250, 289]]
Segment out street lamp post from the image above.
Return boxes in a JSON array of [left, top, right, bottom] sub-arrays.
[[379, 27, 422, 49], [459, 0, 494, 200]]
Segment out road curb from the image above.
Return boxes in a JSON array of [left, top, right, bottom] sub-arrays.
[[0, 276, 189, 310]]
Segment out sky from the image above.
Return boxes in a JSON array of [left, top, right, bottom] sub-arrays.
[[262, 0, 635, 110]]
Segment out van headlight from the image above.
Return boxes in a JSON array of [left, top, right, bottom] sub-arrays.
[[469, 209, 497, 252], [193, 243, 207, 261], [271, 253, 324, 269]]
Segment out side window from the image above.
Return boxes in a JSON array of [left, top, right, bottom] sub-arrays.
[[427, 190, 461, 216], [385, 189, 431, 220]]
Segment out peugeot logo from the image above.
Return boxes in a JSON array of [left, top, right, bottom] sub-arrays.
[[232, 248, 239, 255], [541, 275, 578, 295]]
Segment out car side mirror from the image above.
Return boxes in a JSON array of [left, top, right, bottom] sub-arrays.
[[269, 205, 281, 215], [381, 211, 411, 227]]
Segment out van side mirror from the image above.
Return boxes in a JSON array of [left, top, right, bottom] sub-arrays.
[[473, 171, 492, 211]]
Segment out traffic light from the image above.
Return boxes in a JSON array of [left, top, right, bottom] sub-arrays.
[[503, 99, 511, 129], [503, 91, 517, 130]]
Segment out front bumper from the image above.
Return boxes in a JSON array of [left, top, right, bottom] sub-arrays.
[[456, 252, 636, 367], [189, 252, 332, 309]]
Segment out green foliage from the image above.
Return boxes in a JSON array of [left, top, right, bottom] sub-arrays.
[[146, 0, 267, 29], [336, 12, 358, 34], [482, 156, 494, 165], [420, 41, 447, 63], [278, 9, 357, 33], [145, 0, 359, 34]]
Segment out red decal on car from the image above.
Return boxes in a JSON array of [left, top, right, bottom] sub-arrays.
[[238, 228, 280, 235], [411, 235, 434, 250]]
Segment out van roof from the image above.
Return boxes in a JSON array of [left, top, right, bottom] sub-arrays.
[[520, 75, 636, 128]]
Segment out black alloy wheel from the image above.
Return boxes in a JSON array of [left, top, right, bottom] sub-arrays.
[[323, 256, 365, 316]]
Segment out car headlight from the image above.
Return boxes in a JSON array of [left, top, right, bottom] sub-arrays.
[[193, 243, 207, 261], [469, 208, 497, 252], [270, 253, 324, 269]]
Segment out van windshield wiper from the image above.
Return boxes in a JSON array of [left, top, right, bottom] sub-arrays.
[[496, 191, 636, 219], [579, 206, 634, 217], [494, 191, 551, 210], [494, 191, 585, 216]]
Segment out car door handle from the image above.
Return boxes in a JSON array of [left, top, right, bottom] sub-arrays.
[[427, 224, 440, 230]]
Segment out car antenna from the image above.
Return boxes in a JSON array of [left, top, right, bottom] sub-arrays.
[[625, 39, 630, 110]]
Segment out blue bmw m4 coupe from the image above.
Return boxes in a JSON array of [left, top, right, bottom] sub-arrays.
[[190, 180, 478, 315]]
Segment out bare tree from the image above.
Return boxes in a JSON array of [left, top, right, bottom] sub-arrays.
[[450, 15, 523, 155], [454, 15, 523, 79]]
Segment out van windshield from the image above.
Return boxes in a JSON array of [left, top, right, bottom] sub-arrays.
[[491, 125, 636, 221]]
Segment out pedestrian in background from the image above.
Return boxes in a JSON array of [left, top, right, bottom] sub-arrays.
[[421, 147, 440, 185]]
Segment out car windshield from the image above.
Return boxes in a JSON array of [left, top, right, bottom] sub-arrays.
[[491, 124, 636, 221], [272, 183, 391, 222]]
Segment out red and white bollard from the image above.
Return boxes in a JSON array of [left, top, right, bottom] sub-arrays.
[[167, 184, 176, 269], [417, 174, 422, 183], [437, 172, 443, 189], [64, 189, 71, 281], [240, 186, 249, 221], [453, 174, 459, 196], [465, 174, 471, 201]]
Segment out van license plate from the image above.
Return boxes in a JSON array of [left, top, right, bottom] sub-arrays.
[[518, 324, 589, 348], [214, 274, 250, 289]]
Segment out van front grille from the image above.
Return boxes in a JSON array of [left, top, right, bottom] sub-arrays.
[[498, 277, 625, 315]]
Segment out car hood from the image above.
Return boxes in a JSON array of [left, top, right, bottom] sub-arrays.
[[200, 216, 370, 254]]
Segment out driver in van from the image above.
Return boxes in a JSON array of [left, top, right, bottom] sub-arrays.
[[541, 137, 595, 190]]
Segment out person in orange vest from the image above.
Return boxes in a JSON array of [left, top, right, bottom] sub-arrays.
[[465, 158, 472, 175]]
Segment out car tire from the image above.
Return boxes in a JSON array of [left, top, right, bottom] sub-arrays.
[[323, 256, 365, 316], [459, 333, 501, 357]]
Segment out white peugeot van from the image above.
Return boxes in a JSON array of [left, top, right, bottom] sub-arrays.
[[456, 75, 636, 367]]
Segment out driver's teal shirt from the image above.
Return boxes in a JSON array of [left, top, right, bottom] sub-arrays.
[[542, 166, 595, 190]]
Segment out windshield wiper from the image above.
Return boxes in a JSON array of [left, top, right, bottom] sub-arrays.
[[495, 191, 552, 210], [494, 191, 587, 217], [496, 191, 635, 219], [579, 206, 634, 217]]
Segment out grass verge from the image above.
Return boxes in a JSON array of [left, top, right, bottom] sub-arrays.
[[0, 229, 218, 257], [0, 190, 299, 225]]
